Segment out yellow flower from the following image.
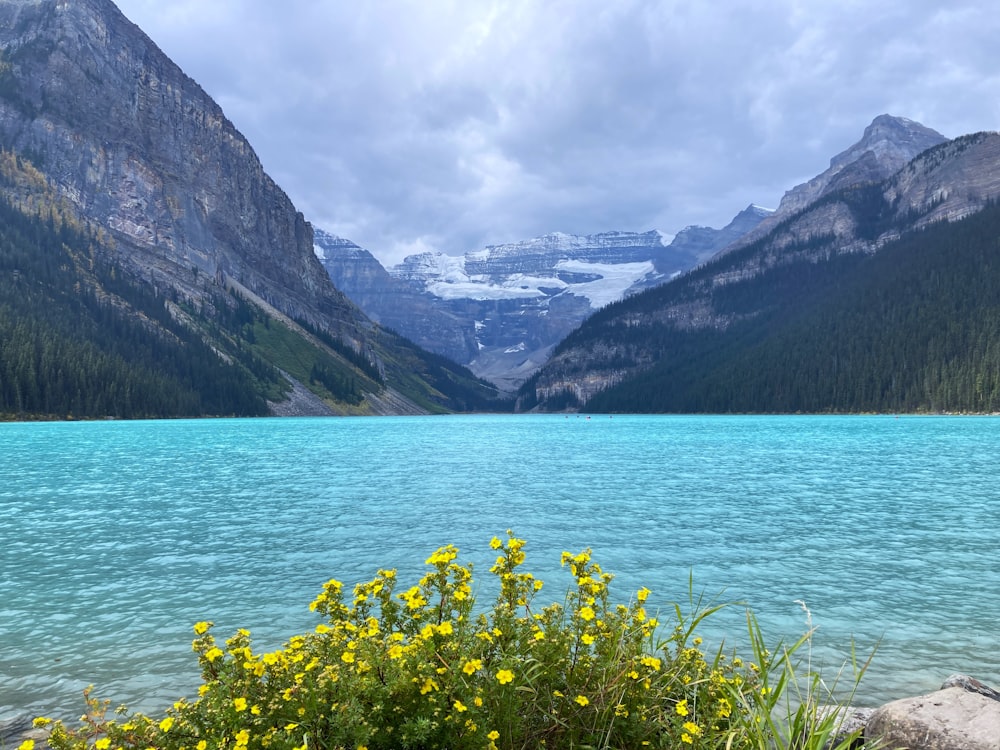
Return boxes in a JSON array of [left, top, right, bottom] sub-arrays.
[[676, 699, 689, 716], [95, 742, 111, 750], [496, 669, 514, 685], [574, 694, 589, 707], [341, 650, 355, 664], [233, 697, 248, 712], [235, 728, 250, 748], [453, 700, 468, 712], [579, 606, 595, 621], [17, 742, 34, 750], [640, 655, 662, 671], [425, 546, 458, 565], [637, 587, 651, 603], [205, 647, 224, 662], [388, 644, 404, 659], [197, 742, 208, 750], [436, 621, 454, 636], [684, 721, 702, 736], [717, 698, 732, 718], [581, 633, 595, 645], [463, 658, 483, 675], [420, 677, 439, 695], [682, 733, 693, 744], [193, 621, 211, 635], [487, 730, 500, 740], [159, 716, 174, 732]]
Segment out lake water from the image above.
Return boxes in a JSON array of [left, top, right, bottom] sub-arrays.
[[2, 414, 998, 721]]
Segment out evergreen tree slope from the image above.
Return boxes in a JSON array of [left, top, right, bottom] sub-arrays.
[[0, 187, 276, 418], [576, 201, 1000, 413], [0, 158, 506, 419]]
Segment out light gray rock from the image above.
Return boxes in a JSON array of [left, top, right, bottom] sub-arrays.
[[816, 705, 874, 749], [865, 686, 1000, 750]]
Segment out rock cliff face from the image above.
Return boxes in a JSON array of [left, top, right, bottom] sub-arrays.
[[314, 230, 478, 367], [885, 130, 1000, 228], [317, 207, 771, 390], [0, 0, 356, 329]]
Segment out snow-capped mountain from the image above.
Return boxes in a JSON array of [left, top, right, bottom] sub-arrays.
[[391, 231, 669, 308], [316, 207, 771, 390]]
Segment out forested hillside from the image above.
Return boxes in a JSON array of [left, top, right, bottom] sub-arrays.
[[0, 184, 282, 419], [523, 200, 1000, 413], [0, 153, 506, 419]]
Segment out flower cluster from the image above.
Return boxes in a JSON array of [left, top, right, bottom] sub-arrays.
[[36, 532, 866, 750]]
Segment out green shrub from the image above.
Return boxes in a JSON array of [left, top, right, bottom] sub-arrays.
[[33, 533, 872, 749]]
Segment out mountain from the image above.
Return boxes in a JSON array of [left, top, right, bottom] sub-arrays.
[[519, 117, 1000, 413], [0, 0, 502, 417], [317, 206, 772, 391], [721, 114, 947, 256]]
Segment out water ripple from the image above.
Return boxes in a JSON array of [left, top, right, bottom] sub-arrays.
[[1, 414, 998, 718]]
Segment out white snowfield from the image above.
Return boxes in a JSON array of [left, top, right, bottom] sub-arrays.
[[400, 254, 660, 308]]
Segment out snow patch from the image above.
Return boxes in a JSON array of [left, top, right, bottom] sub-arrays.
[[411, 257, 659, 308], [554, 259, 657, 308]]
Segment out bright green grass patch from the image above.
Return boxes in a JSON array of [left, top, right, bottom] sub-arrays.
[[248, 319, 379, 407], [33, 534, 875, 750]]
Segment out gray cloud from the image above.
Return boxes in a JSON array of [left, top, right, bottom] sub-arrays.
[[115, 0, 1000, 264]]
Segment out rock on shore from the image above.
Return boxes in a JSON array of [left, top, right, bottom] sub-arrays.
[[864, 674, 1000, 749]]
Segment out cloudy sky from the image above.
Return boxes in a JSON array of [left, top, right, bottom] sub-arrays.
[[113, 0, 1000, 266]]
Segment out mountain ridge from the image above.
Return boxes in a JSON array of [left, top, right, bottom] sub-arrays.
[[718, 114, 948, 258], [520, 117, 1000, 412]]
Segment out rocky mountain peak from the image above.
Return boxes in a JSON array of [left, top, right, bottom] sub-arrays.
[[828, 114, 948, 174], [717, 115, 947, 258], [775, 114, 947, 218]]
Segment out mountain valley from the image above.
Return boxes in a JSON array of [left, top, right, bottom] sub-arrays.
[[317, 205, 772, 391]]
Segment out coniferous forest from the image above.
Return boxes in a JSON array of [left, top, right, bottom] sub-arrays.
[[578, 200, 1000, 413], [0, 193, 285, 419], [0, 175, 508, 419]]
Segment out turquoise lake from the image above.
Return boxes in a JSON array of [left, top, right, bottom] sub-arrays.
[[1, 414, 998, 720]]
